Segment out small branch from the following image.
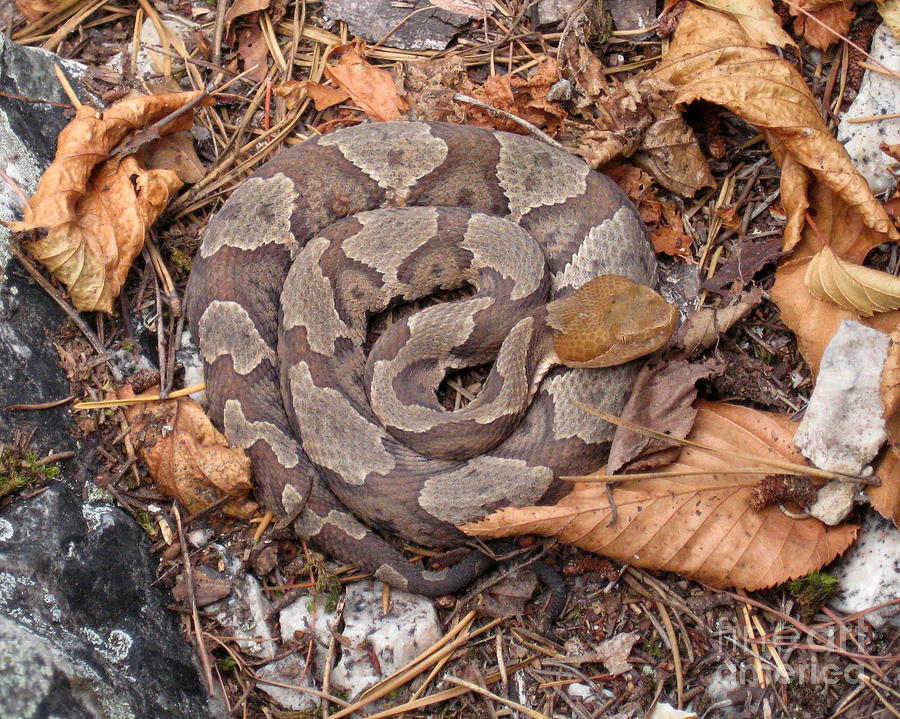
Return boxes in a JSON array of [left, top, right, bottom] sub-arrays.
[[9, 241, 106, 356], [452, 93, 563, 149]]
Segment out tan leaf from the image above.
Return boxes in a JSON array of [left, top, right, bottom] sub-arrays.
[[8, 92, 207, 312], [876, 0, 900, 37], [141, 131, 206, 184], [873, 328, 900, 524], [653, 2, 898, 245], [462, 402, 858, 590], [237, 23, 269, 82], [770, 182, 900, 374], [324, 39, 409, 122], [224, 0, 270, 29], [804, 245, 900, 317], [607, 359, 723, 474], [274, 79, 350, 111], [790, 0, 855, 50], [14, 0, 56, 22], [694, 0, 796, 47], [126, 393, 257, 520]]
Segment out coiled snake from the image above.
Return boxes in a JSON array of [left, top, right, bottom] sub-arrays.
[[186, 121, 676, 595]]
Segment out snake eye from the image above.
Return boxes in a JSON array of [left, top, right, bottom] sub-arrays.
[[550, 276, 678, 368]]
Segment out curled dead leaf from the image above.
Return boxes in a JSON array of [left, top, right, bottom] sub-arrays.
[[789, 0, 855, 50], [654, 3, 898, 246], [695, 0, 797, 47], [125, 392, 257, 520], [805, 245, 900, 317], [324, 39, 409, 121], [462, 402, 858, 590], [8, 91, 209, 312]]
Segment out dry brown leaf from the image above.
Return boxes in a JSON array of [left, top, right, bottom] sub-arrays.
[[650, 201, 693, 258], [462, 402, 858, 590], [873, 328, 900, 524], [789, 0, 855, 50], [672, 289, 763, 353], [607, 359, 723, 473], [654, 2, 898, 246], [695, 0, 796, 47], [804, 245, 900, 317], [463, 59, 565, 133], [224, 0, 270, 29], [274, 79, 350, 111], [876, 0, 900, 37], [125, 392, 257, 520], [14, 0, 56, 22], [324, 39, 409, 121], [141, 131, 206, 184], [770, 182, 900, 374], [580, 75, 714, 195], [8, 92, 207, 312], [237, 23, 269, 82]]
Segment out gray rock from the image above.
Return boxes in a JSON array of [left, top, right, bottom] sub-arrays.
[[794, 321, 889, 474], [0, 484, 212, 718], [0, 33, 85, 456], [322, 0, 470, 51], [829, 510, 900, 629], [837, 25, 900, 196], [0, 35, 214, 719]]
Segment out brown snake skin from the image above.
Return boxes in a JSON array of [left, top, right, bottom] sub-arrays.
[[185, 121, 672, 595]]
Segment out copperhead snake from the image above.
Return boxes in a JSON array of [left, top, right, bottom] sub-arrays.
[[186, 121, 676, 595]]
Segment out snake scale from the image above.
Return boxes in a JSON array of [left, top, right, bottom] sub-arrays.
[[186, 121, 676, 595]]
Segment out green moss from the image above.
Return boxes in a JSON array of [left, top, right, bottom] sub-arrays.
[[168, 249, 193, 274], [314, 570, 343, 612], [134, 510, 157, 538], [0, 448, 61, 499], [217, 656, 238, 672], [788, 572, 840, 615], [644, 636, 664, 659]]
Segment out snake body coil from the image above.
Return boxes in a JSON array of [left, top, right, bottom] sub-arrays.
[[186, 121, 665, 594]]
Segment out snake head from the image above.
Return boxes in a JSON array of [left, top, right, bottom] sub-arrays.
[[547, 275, 679, 368]]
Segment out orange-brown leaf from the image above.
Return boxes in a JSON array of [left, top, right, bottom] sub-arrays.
[[790, 0, 855, 50], [653, 3, 897, 246], [126, 394, 257, 520], [462, 402, 858, 590], [8, 92, 207, 312], [324, 39, 409, 121], [695, 0, 796, 48]]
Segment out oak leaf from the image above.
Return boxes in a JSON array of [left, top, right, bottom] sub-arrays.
[[125, 392, 257, 520], [462, 402, 858, 590], [653, 2, 898, 249], [695, 0, 796, 47], [8, 91, 208, 312], [789, 0, 855, 50], [804, 245, 900, 317], [324, 39, 409, 121]]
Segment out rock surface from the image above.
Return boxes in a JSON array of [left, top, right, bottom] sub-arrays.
[[0, 33, 84, 456], [794, 320, 889, 474], [0, 484, 212, 718], [830, 510, 900, 629], [322, 0, 470, 50], [837, 24, 900, 196], [0, 35, 213, 719]]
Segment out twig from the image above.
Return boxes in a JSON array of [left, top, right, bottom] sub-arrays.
[[572, 401, 880, 486], [9, 241, 106, 355], [52, 64, 81, 106], [445, 675, 551, 719], [657, 602, 684, 707], [5, 396, 74, 411], [32, 451, 75, 466], [174, 504, 215, 694], [73, 383, 205, 410], [452, 93, 563, 148]]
